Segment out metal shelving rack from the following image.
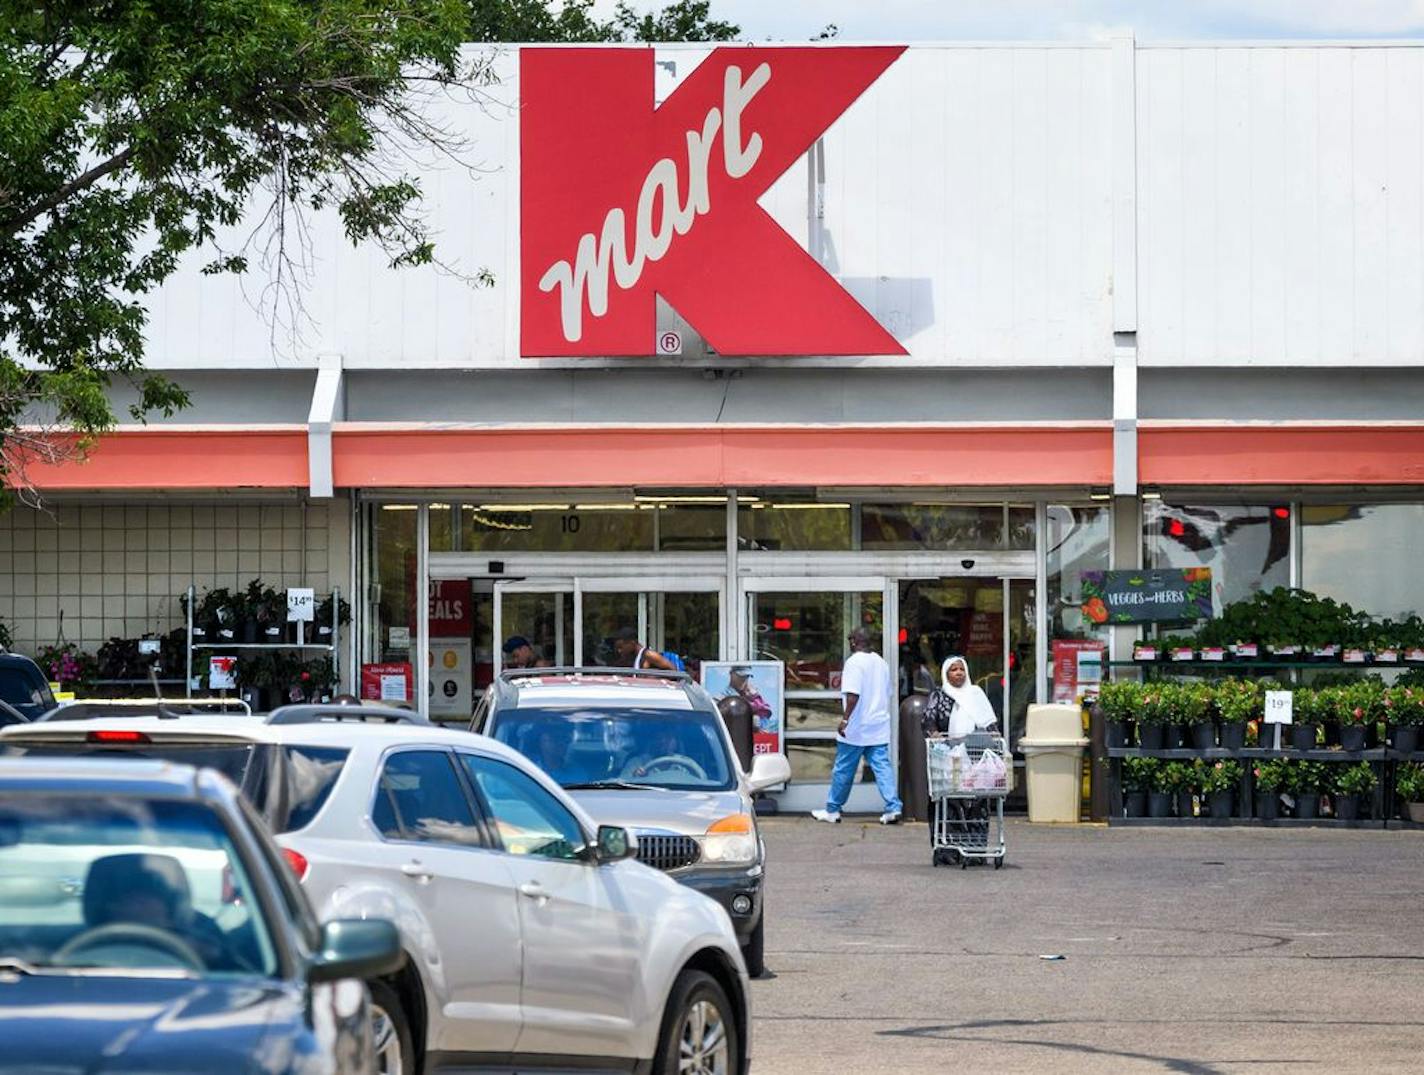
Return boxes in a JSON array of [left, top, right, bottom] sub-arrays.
[[184, 584, 340, 699]]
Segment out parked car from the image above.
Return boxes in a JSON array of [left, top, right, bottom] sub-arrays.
[[0, 652, 55, 722], [471, 668, 792, 977], [1, 703, 753, 1075], [0, 755, 401, 1074]]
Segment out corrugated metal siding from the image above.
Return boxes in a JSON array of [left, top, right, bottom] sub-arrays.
[[1137, 45, 1424, 367]]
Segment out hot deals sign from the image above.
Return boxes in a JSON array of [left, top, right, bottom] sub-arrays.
[[520, 46, 907, 357]]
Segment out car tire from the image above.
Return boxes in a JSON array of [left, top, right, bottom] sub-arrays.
[[368, 979, 415, 1075], [654, 969, 740, 1075], [740, 917, 765, 978]]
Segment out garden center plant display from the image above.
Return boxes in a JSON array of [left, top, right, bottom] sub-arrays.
[[1331, 762, 1377, 821], [1199, 759, 1243, 818], [1397, 764, 1424, 823], [1253, 759, 1290, 820]]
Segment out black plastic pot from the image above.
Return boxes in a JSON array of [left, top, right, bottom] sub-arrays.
[[1190, 722, 1216, 750], [1168, 724, 1189, 750], [241, 619, 259, 644], [1209, 790, 1235, 819], [1107, 720, 1129, 749], [1148, 791, 1173, 818], [1390, 725, 1420, 754], [1339, 725, 1368, 752], [1295, 793, 1321, 820], [1138, 723, 1166, 750], [1218, 723, 1246, 751], [1177, 790, 1196, 819], [1255, 791, 1280, 820], [1334, 794, 1360, 821], [1125, 790, 1148, 817], [1290, 724, 1318, 751]]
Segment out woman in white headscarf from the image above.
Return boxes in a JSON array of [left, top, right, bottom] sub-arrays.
[[924, 656, 999, 737]]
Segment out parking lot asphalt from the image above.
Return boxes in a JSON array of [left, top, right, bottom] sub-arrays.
[[749, 817, 1424, 1074]]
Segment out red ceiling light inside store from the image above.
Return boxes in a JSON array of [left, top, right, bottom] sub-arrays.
[[773, 617, 793, 631], [1273, 506, 1290, 519]]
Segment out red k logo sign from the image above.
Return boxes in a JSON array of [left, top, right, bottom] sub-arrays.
[[520, 46, 907, 357]]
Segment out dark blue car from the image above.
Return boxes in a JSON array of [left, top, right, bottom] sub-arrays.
[[0, 757, 402, 1074]]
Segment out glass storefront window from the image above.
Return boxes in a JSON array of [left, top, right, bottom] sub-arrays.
[[859, 504, 1004, 550], [738, 495, 852, 551], [369, 505, 418, 665], [1047, 504, 1110, 703], [459, 503, 654, 553], [1144, 501, 1290, 617], [1302, 503, 1424, 619]]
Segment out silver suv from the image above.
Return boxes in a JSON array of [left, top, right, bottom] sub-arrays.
[[472, 669, 791, 977]]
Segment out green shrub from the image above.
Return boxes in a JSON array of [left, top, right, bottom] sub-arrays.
[[1098, 681, 1141, 723], [1396, 763, 1424, 803], [1200, 759, 1242, 793], [1213, 679, 1260, 724], [1287, 760, 1329, 795], [1122, 756, 1160, 793], [1253, 758, 1290, 792], [1333, 762, 1377, 797]]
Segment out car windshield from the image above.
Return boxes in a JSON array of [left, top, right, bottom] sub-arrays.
[[492, 707, 735, 791], [0, 671, 53, 709], [0, 793, 278, 979], [10, 742, 262, 801]]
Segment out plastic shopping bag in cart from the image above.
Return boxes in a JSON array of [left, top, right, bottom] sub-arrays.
[[965, 748, 1008, 792], [927, 740, 969, 797]]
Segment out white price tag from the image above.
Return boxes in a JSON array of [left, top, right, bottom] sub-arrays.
[[137, 639, 161, 656], [287, 587, 315, 623], [1264, 690, 1293, 725]]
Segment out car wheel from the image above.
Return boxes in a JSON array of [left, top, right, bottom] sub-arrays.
[[654, 969, 739, 1075], [368, 980, 414, 1075], [740, 917, 765, 978]]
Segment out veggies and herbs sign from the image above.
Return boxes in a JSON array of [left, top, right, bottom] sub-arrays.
[[1080, 569, 1212, 625]]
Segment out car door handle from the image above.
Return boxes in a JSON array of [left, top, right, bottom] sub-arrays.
[[401, 861, 434, 883], [518, 882, 550, 904]]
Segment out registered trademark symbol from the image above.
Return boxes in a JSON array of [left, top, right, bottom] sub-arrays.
[[657, 330, 683, 355]]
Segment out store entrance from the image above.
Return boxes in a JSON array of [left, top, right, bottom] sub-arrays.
[[486, 576, 724, 682]]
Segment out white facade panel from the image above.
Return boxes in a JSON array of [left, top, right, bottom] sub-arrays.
[[136, 44, 1117, 372], [1137, 45, 1424, 367]]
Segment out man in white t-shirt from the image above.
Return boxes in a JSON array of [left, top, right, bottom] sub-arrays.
[[811, 627, 903, 825]]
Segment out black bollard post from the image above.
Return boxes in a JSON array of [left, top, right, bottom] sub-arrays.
[[898, 695, 930, 822], [716, 695, 754, 773]]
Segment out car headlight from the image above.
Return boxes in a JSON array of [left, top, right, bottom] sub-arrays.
[[702, 813, 757, 865]]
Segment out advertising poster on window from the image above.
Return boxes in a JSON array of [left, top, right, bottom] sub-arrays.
[[701, 660, 785, 759], [428, 639, 473, 719], [1052, 640, 1105, 704], [361, 662, 412, 704]]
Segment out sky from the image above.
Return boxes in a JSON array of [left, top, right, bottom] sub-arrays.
[[595, 1, 1424, 42]]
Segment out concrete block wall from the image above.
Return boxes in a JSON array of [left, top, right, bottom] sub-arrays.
[[0, 497, 350, 657]]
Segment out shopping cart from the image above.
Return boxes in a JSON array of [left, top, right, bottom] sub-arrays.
[[926, 731, 1011, 869]]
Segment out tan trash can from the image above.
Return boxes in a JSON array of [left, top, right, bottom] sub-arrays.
[[1018, 703, 1089, 823]]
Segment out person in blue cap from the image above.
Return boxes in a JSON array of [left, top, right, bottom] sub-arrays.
[[503, 635, 536, 669]]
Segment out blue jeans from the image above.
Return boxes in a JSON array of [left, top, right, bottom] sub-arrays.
[[826, 742, 902, 815]]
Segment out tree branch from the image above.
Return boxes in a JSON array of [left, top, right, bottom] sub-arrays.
[[0, 146, 136, 237]]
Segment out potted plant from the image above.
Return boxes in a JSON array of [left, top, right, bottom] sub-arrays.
[[313, 592, 351, 644], [1396, 763, 1424, 823], [1165, 682, 1214, 750], [1288, 760, 1327, 819], [36, 643, 98, 693], [1333, 682, 1377, 752], [1289, 689, 1322, 751], [1386, 685, 1424, 754], [1254, 758, 1289, 820], [1213, 679, 1257, 751], [1136, 686, 1168, 750], [1162, 760, 1198, 819], [1148, 762, 1175, 818], [1200, 759, 1242, 819], [1122, 756, 1158, 817], [241, 579, 283, 643], [1133, 639, 1159, 662], [1331, 762, 1376, 821], [1098, 681, 1137, 750]]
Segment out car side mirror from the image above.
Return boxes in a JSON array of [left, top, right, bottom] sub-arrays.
[[594, 824, 638, 864], [747, 753, 791, 792], [308, 919, 403, 984]]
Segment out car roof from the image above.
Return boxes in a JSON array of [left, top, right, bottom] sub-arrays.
[[0, 755, 224, 799], [497, 670, 700, 711], [0, 710, 528, 763], [0, 653, 43, 672]]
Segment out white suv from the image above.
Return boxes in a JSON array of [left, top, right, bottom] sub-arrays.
[[0, 705, 751, 1075]]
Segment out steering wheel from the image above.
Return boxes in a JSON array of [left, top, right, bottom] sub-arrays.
[[52, 923, 205, 972], [623, 754, 708, 780]]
